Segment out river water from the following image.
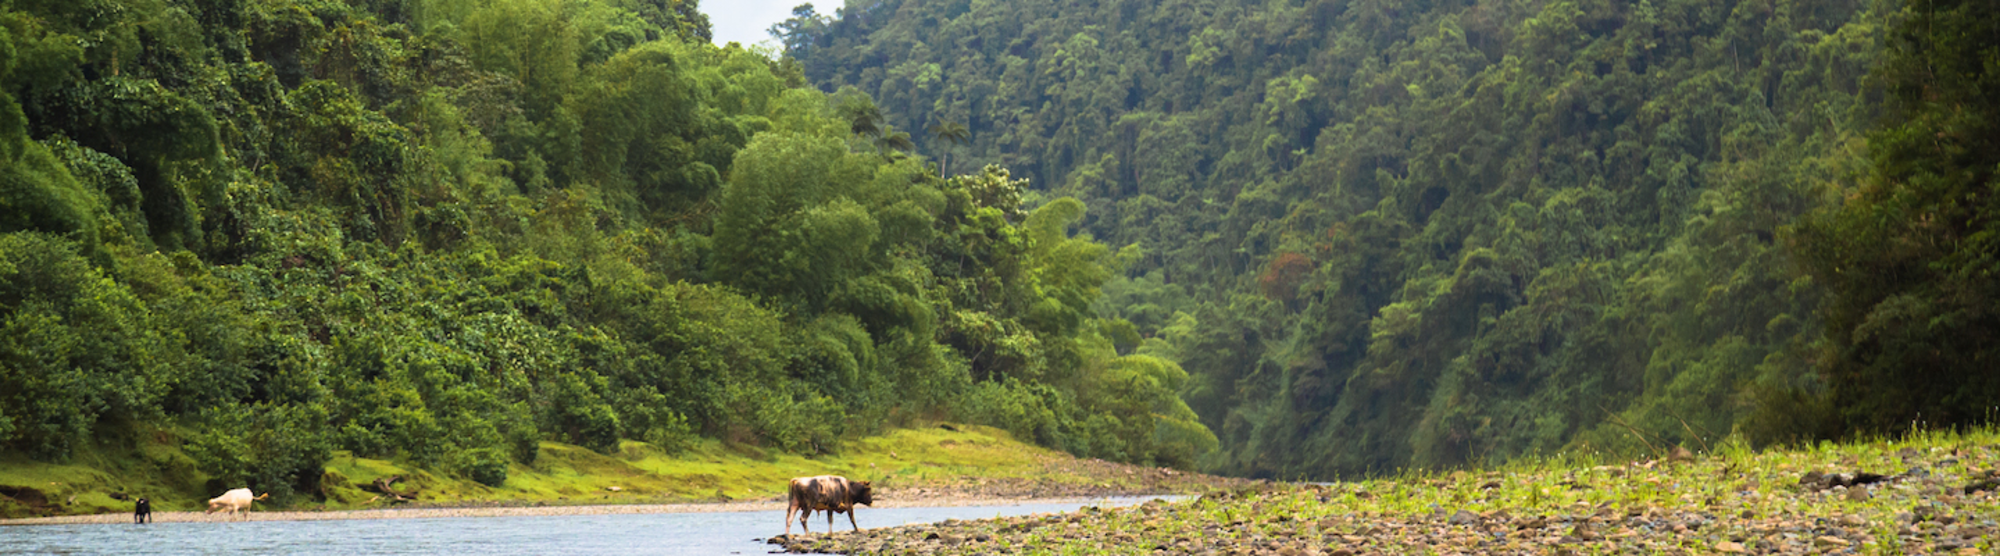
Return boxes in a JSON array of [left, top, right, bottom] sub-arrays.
[[0, 497, 1164, 555]]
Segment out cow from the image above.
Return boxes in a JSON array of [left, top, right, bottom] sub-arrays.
[[206, 488, 268, 516], [133, 498, 151, 524], [784, 475, 873, 536]]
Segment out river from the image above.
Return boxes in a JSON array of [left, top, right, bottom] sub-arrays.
[[0, 497, 1166, 555]]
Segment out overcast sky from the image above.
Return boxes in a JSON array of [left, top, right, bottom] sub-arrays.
[[704, 0, 800, 48]]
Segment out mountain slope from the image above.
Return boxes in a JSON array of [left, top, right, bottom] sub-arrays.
[[788, 0, 1892, 477], [0, 0, 1212, 502]]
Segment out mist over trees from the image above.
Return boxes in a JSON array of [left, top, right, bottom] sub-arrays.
[[785, 0, 1995, 478]]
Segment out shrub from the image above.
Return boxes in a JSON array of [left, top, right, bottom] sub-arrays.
[[460, 447, 509, 487]]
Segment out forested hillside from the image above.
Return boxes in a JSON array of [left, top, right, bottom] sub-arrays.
[[0, 0, 1215, 502], [785, 0, 1996, 479]]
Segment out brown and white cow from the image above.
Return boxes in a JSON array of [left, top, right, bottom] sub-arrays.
[[784, 475, 873, 535]]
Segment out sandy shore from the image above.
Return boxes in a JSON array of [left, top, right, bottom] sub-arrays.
[[0, 494, 1177, 527]]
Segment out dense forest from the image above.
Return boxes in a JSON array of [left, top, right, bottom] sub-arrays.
[[785, 0, 1998, 479], [0, 0, 1218, 501], [2, 0, 1993, 494]]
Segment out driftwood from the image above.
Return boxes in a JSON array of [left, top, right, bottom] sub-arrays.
[[361, 475, 419, 503]]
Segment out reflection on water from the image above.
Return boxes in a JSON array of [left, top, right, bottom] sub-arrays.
[[0, 497, 1171, 555]]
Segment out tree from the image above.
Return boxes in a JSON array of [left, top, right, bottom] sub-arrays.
[[1790, 0, 2000, 437], [874, 124, 914, 158], [789, 0, 1902, 477], [834, 88, 883, 139], [769, 4, 828, 55], [928, 121, 969, 175], [712, 130, 877, 310]]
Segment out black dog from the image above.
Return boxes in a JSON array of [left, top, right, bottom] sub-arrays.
[[134, 498, 151, 524]]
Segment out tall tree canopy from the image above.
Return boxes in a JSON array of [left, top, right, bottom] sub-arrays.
[[1791, 0, 2000, 435], [0, 0, 1210, 501], [785, 0, 1939, 478]]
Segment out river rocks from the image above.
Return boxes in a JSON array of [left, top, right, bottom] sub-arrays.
[[777, 435, 2000, 556], [1846, 485, 1873, 501], [1799, 470, 1891, 491], [1963, 476, 1999, 494]]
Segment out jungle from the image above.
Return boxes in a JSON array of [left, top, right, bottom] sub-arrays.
[[1, 0, 1994, 497]]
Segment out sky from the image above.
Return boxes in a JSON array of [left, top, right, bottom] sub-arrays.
[[703, 0, 801, 48]]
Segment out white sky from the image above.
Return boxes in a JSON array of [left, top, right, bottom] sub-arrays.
[[703, 0, 802, 48]]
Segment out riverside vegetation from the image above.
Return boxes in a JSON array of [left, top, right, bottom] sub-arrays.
[[0, 424, 1246, 519], [0, 0, 1216, 512], [774, 428, 2000, 556], [3, 0, 1997, 531]]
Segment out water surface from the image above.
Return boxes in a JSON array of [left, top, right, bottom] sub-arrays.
[[1, 497, 1166, 555]]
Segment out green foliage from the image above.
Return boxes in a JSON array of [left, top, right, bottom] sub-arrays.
[[1, 0, 1979, 494], [0, 15, 99, 248], [0, 233, 167, 459], [0, 131, 100, 247], [285, 81, 412, 243], [713, 130, 877, 311], [0, 0, 1222, 495], [1788, 0, 2000, 437], [458, 0, 579, 120], [459, 446, 509, 487], [185, 401, 332, 501], [791, 0, 1900, 477]]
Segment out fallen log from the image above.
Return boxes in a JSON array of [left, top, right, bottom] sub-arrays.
[[361, 476, 419, 502]]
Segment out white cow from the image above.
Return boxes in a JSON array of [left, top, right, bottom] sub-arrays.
[[206, 488, 268, 516]]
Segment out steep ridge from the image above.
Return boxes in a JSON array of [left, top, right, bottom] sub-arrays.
[[786, 0, 1894, 477], [0, 0, 1214, 505]]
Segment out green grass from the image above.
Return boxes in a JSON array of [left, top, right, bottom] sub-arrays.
[[2, 423, 1172, 518], [1155, 428, 1998, 554], [797, 427, 2000, 555], [0, 423, 210, 515]]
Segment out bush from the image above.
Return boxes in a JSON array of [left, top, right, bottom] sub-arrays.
[[546, 372, 621, 454], [640, 409, 697, 455], [728, 381, 844, 454], [460, 447, 509, 487], [186, 402, 332, 502], [956, 379, 1067, 448], [500, 409, 542, 465], [0, 233, 167, 459]]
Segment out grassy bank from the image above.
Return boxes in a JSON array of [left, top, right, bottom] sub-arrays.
[[786, 429, 2000, 555], [0, 424, 1245, 519]]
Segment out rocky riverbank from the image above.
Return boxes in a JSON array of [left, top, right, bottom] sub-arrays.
[[772, 430, 2000, 555]]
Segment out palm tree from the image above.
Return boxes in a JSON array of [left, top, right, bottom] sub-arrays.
[[927, 121, 970, 175], [836, 95, 883, 138], [875, 125, 916, 158]]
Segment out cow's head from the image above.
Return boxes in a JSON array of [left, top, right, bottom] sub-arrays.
[[853, 481, 874, 506]]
